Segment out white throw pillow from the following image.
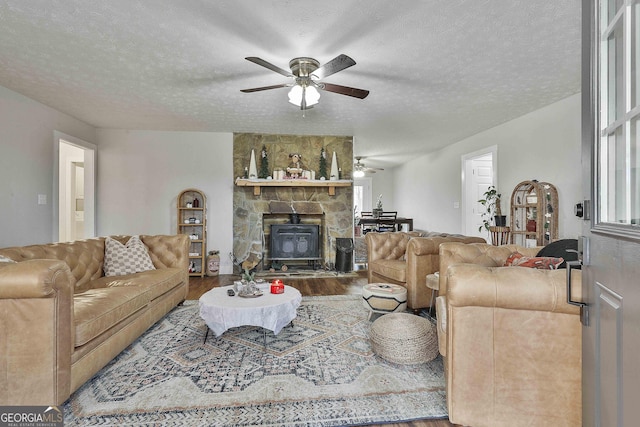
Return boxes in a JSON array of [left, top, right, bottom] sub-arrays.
[[0, 255, 15, 263], [103, 236, 156, 277]]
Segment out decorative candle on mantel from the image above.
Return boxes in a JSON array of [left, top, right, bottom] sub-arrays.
[[248, 149, 258, 179], [330, 151, 339, 181]]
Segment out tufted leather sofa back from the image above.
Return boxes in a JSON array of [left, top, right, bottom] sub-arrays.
[[0, 234, 189, 293], [365, 231, 415, 261], [438, 242, 542, 296]]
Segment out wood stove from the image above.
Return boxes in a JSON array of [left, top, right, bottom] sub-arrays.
[[270, 224, 321, 263]]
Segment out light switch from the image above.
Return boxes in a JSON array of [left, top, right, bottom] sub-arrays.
[[38, 194, 47, 205], [453, 201, 460, 209]]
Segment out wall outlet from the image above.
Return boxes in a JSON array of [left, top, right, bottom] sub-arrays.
[[453, 201, 460, 209], [38, 194, 47, 205]]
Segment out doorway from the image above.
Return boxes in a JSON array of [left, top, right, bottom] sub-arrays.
[[54, 132, 96, 242], [461, 146, 497, 239]]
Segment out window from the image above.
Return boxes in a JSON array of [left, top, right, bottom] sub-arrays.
[[597, 0, 640, 227]]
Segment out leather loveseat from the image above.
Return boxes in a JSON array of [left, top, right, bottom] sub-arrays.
[[365, 231, 485, 311], [0, 234, 189, 405], [435, 242, 582, 427]]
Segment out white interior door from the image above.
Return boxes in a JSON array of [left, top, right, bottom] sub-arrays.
[[462, 148, 496, 239]]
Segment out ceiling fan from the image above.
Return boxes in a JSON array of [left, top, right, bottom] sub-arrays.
[[240, 54, 369, 110], [353, 156, 384, 177]]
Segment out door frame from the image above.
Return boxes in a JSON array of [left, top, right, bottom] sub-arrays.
[[53, 131, 97, 242], [461, 145, 497, 236]]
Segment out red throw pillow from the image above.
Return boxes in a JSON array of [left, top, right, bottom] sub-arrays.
[[504, 251, 564, 270]]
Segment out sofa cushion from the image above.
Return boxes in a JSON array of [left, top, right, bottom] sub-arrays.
[[369, 259, 407, 282], [504, 252, 564, 270], [103, 236, 155, 277], [90, 267, 185, 301], [74, 286, 150, 346]]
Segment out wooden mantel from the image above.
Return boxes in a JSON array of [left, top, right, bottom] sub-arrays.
[[235, 178, 352, 196]]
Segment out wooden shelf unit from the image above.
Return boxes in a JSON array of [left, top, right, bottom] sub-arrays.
[[510, 181, 558, 246], [177, 188, 207, 277], [235, 178, 352, 196]]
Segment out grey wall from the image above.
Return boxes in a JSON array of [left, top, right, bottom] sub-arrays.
[[96, 129, 235, 273], [393, 93, 582, 240], [0, 85, 96, 247]]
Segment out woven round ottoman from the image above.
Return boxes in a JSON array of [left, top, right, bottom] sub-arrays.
[[370, 313, 438, 364], [362, 283, 407, 320]]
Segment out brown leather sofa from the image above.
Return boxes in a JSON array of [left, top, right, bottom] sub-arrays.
[[435, 242, 582, 427], [365, 231, 485, 311], [0, 234, 189, 406]]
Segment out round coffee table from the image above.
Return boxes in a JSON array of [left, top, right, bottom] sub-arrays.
[[199, 284, 302, 340]]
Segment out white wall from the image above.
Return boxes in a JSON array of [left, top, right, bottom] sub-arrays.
[[0, 85, 96, 247], [96, 129, 235, 273], [394, 93, 582, 240], [370, 169, 395, 211]]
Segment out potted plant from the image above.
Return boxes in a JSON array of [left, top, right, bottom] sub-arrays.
[[373, 194, 383, 218], [478, 185, 507, 231]]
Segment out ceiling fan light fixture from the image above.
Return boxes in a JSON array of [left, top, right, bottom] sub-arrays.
[[353, 169, 365, 178], [288, 84, 320, 108]]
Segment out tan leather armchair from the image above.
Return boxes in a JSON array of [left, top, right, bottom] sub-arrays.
[[365, 232, 485, 311], [435, 242, 582, 427]]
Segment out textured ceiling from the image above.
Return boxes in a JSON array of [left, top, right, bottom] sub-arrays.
[[0, 0, 581, 168]]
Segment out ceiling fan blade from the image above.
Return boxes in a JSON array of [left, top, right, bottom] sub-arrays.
[[313, 54, 356, 79], [319, 83, 369, 99], [245, 57, 293, 77], [240, 83, 290, 93]]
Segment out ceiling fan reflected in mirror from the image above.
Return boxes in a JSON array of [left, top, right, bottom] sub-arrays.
[[241, 54, 370, 110], [353, 156, 384, 177]]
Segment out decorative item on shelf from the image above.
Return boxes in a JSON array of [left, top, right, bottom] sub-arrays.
[[330, 151, 339, 181], [186, 202, 192, 208], [248, 149, 258, 179], [478, 185, 506, 231], [373, 194, 383, 218], [526, 190, 538, 204], [273, 168, 285, 180], [318, 147, 328, 179], [258, 145, 270, 179], [243, 167, 249, 179], [193, 197, 200, 208], [206, 250, 220, 276], [286, 153, 305, 178], [188, 217, 197, 224]]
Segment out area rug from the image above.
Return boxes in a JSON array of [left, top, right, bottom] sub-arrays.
[[63, 295, 447, 426]]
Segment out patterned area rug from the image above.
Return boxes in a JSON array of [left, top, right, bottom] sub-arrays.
[[64, 295, 447, 426]]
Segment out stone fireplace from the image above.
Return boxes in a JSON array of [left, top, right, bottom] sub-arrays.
[[233, 133, 353, 272]]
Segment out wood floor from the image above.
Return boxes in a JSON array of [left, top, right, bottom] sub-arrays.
[[188, 271, 459, 427]]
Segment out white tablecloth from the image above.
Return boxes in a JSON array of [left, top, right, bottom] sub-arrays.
[[199, 284, 302, 337]]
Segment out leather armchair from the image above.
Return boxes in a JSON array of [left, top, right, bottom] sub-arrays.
[[365, 232, 484, 311], [435, 242, 582, 427]]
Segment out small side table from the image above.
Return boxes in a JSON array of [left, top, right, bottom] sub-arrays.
[[426, 272, 439, 317], [489, 226, 511, 246], [362, 283, 407, 320]]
